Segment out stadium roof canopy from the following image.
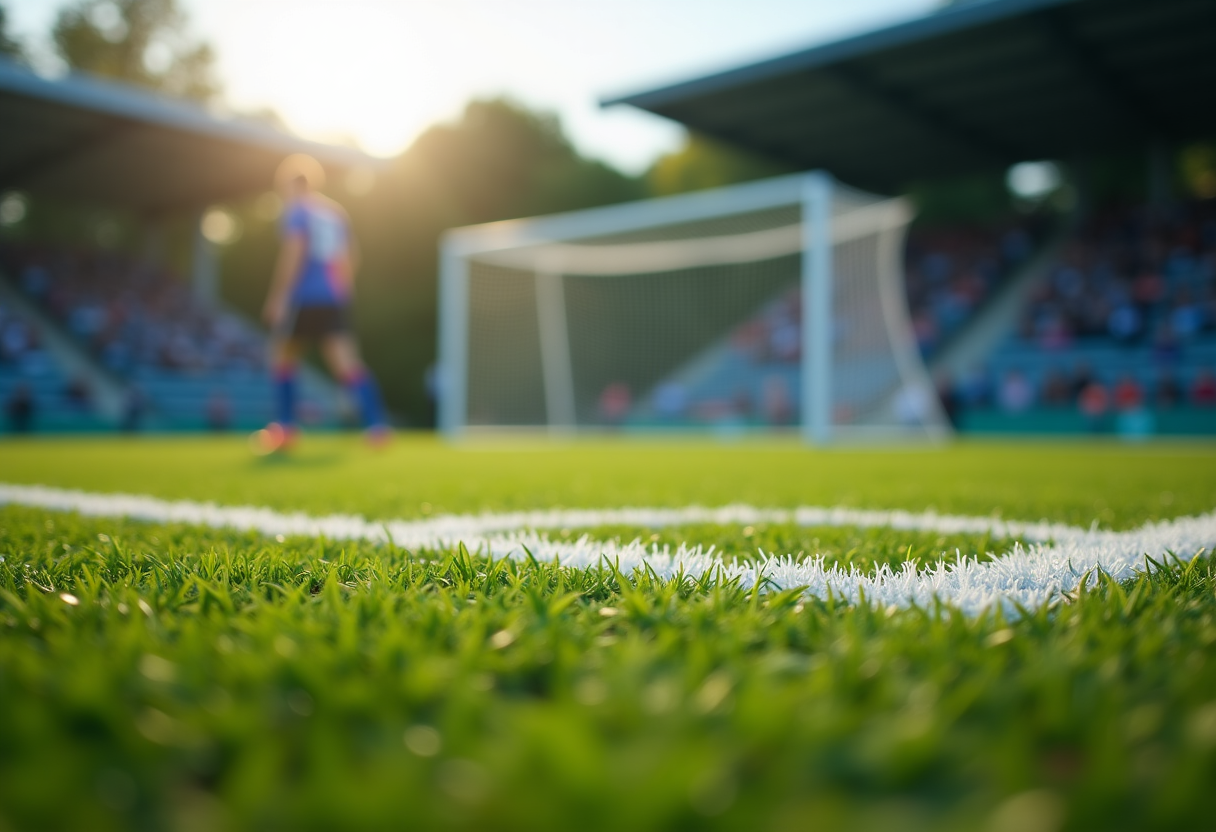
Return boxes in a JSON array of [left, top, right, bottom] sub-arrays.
[[604, 0, 1216, 192], [0, 59, 377, 214]]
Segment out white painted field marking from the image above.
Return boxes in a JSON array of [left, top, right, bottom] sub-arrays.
[[2, 483, 1213, 616]]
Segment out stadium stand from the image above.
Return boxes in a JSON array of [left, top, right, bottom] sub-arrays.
[[1, 243, 343, 432], [0, 297, 109, 433], [0, 57, 375, 434], [939, 198, 1216, 435]]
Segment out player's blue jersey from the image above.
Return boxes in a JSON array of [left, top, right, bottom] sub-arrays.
[[281, 196, 353, 306]]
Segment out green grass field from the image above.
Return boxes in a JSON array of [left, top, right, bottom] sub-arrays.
[[2, 436, 1215, 831]]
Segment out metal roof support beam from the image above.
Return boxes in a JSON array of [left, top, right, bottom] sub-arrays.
[[191, 208, 219, 306], [822, 63, 1023, 166]]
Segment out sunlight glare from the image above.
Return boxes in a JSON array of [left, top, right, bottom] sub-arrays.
[[223, 3, 478, 157]]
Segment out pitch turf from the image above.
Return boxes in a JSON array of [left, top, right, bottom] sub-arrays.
[[1, 435, 1215, 831]]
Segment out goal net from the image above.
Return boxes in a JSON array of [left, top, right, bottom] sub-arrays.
[[438, 172, 950, 443]]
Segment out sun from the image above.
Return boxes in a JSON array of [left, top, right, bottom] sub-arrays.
[[217, 2, 478, 157]]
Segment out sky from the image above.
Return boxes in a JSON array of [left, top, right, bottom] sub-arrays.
[[7, 0, 937, 173]]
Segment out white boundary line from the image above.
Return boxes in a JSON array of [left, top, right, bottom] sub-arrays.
[[1, 483, 1213, 616]]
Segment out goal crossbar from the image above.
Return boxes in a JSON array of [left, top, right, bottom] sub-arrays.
[[472, 199, 909, 276]]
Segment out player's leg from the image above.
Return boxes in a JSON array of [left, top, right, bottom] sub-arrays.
[[272, 336, 303, 429], [320, 332, 388, 439], [252, 335, 303, 454]]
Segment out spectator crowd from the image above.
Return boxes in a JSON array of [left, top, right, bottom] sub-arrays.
[[942, 363, 1216, 420], [3, 244, 265, 377], [939, 199, 1216, 426], [905, 221, 1040, 355], [1019, 200, 1216, 349]]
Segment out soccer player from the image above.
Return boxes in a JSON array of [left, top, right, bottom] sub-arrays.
[[254, 154, 387, 453]]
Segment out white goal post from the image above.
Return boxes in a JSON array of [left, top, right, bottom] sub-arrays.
[[438, 171, 950, 443]]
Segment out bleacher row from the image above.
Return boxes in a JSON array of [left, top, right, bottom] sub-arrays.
[[0, 361, 108, 432], [1, 245, 343, 434], [128, 367, 341, 431], [1, 315, 343, 434], [984, 341, 1216, 391]]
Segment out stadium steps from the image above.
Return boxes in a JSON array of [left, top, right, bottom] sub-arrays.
[[983, 337, 1216, 388], [129, 367, 345, 431], [928, 205, 1081, 382], [0, 271, 125, 423], [2, 269, 348, 432]]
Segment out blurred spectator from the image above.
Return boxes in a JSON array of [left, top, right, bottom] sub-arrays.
[[731, 388, 754, 421], [1112, 375, 1145, 412], [935, 374, 960, 427], [1170, 290, 1205, 340], [653, 381, 688, 421], [1079, 380, 1110, 430], [206, 390, 232, 432], [1108, 301, 1143, 344], [956, 365, 992, 408], [1192, 370, 1216, 407], [63, 376, 93, 412], [1150, 323, 1182, 365], [761, 375, 794, 425], [769, 317, 800, 363], [1, 310, 35, 364], [1070, 363, 1096, 400], [997, 369, 1034, 413], [121, 386, 146, 432], [5, 382, 34, 432], [1154, 373, 1183, 408], [598, 382, 631, 425], [895, 383, 933, 426], [1041, 369, 1071, 406]]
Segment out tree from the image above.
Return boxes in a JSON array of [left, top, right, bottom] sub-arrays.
[[647, 133, 793, 197], [0, 5, 25, 62], [405, 98, 646, 223], [52, 0, 218, 101]]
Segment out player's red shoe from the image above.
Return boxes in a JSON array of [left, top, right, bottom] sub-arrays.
[[249, 422, 299, 455], [364, 424, 391, 449]]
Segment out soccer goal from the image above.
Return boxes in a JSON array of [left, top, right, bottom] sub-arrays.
[[438, 171, 950, 443]]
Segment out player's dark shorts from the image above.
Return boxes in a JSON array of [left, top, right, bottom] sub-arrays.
[[279, 305, 351, 341]]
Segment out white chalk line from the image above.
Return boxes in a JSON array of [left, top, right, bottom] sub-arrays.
[[1, 482, 1213, 616]]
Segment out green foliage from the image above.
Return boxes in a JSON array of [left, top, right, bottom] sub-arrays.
[[0, 5, 25, 61], [647, 133, 794, 197], [1178, 141, 1216, 200], [403, 99, 647, 223], [52, 0, 218, 101], [905, 170, 1018, 225]]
